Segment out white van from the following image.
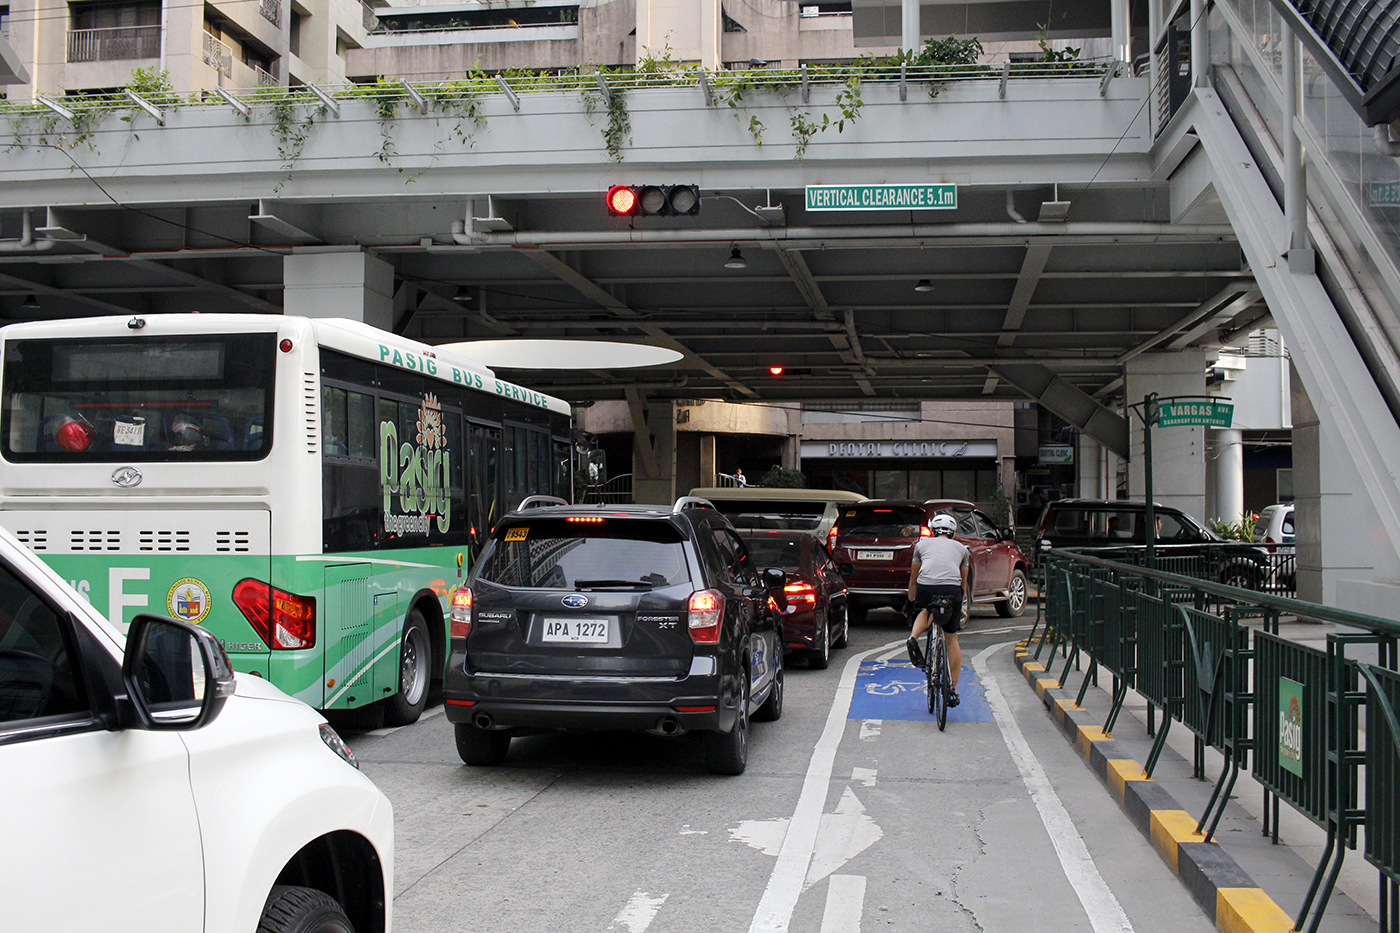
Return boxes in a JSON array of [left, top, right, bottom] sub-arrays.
[[0, 525, 393, 933], [688, 486, 869, 539]]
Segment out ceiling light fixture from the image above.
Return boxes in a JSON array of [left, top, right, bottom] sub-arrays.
[[21, 294, 40, 310], [914, 279, 935, 292], [724, 246, 748, 270]]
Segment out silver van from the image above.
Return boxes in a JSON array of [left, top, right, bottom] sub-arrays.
[[687, 486, 869, 539]]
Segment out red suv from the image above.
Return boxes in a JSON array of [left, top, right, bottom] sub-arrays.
[[830, 499, 1030, 624]]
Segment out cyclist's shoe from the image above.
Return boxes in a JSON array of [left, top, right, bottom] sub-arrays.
[[947, 690, 961, 708], [906, 636, 925, 668]]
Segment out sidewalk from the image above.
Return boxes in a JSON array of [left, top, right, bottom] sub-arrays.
[[1011, 633, 1379, 933]]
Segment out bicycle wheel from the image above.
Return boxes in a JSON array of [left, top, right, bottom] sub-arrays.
[[929, 627, 952, 728], [925, 628, 937, 715]]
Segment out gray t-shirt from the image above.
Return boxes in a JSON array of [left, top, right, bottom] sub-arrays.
[[912, 535, 969, 586]]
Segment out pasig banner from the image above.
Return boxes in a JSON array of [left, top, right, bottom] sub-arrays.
[[380, 393, 452, 536]]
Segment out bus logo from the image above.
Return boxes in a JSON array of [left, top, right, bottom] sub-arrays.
[[562, 595, 589, 608], [167, 577, 213, 624], [112, 467, 143, 488], [380, 393, 452, 537]]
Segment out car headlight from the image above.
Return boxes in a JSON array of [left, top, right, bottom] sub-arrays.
[[319, 722, 360, 770]]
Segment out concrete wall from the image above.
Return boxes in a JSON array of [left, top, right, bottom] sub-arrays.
[[1124, 350, 1208, 520]]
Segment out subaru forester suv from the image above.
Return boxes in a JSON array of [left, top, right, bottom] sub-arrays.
[[443, 498, 788, 775]]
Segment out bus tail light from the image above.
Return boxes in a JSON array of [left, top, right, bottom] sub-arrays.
[[232, 578, 317, 649], [450, 587, 473, 638], [688, 589, 724, 643]]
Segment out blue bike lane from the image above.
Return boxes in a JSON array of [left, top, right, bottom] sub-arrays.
[[846, 656, 993, 723]]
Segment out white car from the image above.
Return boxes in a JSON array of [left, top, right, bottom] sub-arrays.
[[0, 526, 393, 933]]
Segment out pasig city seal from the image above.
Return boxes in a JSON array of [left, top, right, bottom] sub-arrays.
[[167, 577, 213, 624]]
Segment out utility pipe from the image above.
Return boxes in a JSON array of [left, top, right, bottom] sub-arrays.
[[449, 222, 1237, 248], [1190, 0, 1208, 88], [1282, 25, 1307, 256], [1005, 190, 1030, 224], [0, 210, 56, 253]]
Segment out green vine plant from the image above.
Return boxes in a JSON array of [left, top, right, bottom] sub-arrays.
[[267, 89, 326, 192], [711, 73, 766, 146], [580, 64, 631, 163]]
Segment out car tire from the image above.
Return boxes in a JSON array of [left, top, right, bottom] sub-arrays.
[[257, 886, 354, 933], [809, 610, 831, 669], [831, 604, 849, 649], [755, 650, 783, 721], [703, 671, 750, 775], [1220, 564, 1261, 590], [996, 569, 1028, 618], [384, 608, 432, 726], [847, 599, 868, 627], [454, 722, 511, 766]]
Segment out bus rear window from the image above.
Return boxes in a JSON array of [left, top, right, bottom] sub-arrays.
[[2, 334, 276, 461]]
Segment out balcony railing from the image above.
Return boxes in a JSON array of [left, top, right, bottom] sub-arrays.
[[260, 0, 280, 28], [254, 64, 277, 86], [362, 0, 379, 32], [67, 26, 160, 63], [203, 31, 232, 76]]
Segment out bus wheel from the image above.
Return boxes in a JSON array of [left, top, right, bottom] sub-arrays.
[[385, 609, 431, 726]]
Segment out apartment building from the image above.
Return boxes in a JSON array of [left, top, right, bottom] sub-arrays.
[[346, 0, 890, 82], [1, 0, 378, 99]]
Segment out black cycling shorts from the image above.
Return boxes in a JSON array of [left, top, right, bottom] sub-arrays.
[[914, 583, 964, 633]]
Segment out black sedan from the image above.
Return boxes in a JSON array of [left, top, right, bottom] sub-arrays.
[[740, 530, 849, 669]]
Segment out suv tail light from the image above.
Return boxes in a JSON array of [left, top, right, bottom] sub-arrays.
[[688, 589, 724, 643], [232, 578, 316, 649], [1264, 535, 1277, 554], [450, 587, 473, 637], [784, 579, 818, 605]]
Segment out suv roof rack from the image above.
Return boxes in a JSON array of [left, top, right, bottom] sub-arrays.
[[673, 496, 715, 513], [518, 495, 570, 510]]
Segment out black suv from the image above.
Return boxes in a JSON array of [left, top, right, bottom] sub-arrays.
[[1033, 499, 1273, 589], [444, 498, 788, 775]]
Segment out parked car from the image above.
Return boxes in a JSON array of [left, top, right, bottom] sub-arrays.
[[1252, 503, 1296, 590], [739, 529, 849, 669], [0, 526, 393, 933], [1033, 498, 1275, 590], [444, 498, 790, 775], [688, 486, 868, 539], [829, 499, 1030, 624]]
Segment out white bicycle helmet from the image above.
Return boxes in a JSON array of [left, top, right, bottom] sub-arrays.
[[930, 513, 958, 536]]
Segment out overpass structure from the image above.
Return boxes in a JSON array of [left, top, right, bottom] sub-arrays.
[[0, 0, 1397, 618]]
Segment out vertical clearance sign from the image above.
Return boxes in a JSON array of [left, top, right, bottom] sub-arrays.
[[1279, 677, 1304, 777], [806, 184, 957, 212]]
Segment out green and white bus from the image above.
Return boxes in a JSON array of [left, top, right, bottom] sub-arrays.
[[0, 313, 572, 724]]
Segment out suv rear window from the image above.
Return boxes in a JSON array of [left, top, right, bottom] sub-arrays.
[[710, 500, 825, 531], [840, 506, 926, 537], [742, 537, 803, 569], [475, 518, 691, 589]]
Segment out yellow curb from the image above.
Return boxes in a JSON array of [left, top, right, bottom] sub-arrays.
[[1105, 759, 1148, 803], [1022, 661, 1046, 673], [1215, 888, 1295, 933], [1052, 697, 1079, 723], [1075, 725, 1110, 758], [1149, 810, 1206, 872], [1034, 677, 1059, 699]]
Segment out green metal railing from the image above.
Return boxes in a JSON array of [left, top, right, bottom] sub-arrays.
[[1032, 548, 1398, 933]]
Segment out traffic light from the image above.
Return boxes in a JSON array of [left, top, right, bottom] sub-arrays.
[[606, 184, 700, 216]]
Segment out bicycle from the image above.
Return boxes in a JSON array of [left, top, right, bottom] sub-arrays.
[[908, 597, 954, 731]]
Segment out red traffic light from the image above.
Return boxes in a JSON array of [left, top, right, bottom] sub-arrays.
[[769, 365, 784, 377], [605, 184, 700, 216], [606, 185, 638, 215]]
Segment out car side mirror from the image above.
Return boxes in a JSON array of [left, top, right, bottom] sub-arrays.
[[838, 563, 854, 575], [761, 567, 789, 611], [121, 614, 236, 731], [1002, 527, 1015, 540]]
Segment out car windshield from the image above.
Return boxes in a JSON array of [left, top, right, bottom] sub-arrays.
[[1, 334, 276, 462], [839, 506, 926, 537], [741, 536, 803, 569], [475, 518, 692, 589]]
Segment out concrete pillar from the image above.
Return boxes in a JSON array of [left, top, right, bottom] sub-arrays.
[[1077, 433, 1107, 499], [1111, 0, 1130, 66], [1124, 351, 1208, 519], [699, 433, 717, 487], [632, 399, 677, 505], [1211, 428, 1244, 527], [901, 0, 920, 54], [283, 251, 395, 330]]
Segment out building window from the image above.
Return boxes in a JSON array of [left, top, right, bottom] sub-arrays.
[[290, 10, 305, 57], [1, 6, 10, 38], [800, 3, 852, 16], [68, 1, 161, 62], [374, 4, 577, 34]]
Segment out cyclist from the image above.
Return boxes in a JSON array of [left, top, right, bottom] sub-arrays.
[[906, 512, 969, 707]]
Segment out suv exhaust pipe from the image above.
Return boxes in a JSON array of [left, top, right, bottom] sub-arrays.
[[473, 712, 495, 730], [649, 717, 682, 736]]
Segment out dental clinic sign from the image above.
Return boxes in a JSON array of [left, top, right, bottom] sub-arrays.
[[801, 440, 997, 459]]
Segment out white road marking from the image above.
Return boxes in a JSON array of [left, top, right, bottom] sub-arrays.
[[806, 787, 883, 889], [748, 640, 900, 933], [973, 642, 1136, 933], [851, 767, 877, 787], [364, 703, 446, 737], [819, 875, 866, 933], [606, 891, 669, 933], [858, 720, 881, 740], [968, 623, 1036, 636]]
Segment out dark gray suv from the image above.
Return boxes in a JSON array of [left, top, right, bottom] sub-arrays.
[[443, 498, 787, 775]]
